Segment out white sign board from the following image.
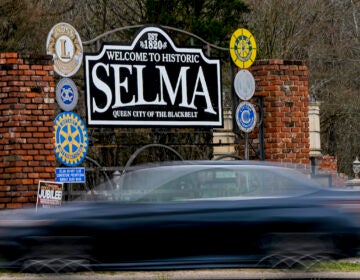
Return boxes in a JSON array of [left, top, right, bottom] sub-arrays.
[[84, 26, 222, 127], [234, 70, 255, 101]]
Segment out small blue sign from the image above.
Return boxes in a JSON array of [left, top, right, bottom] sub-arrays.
[[56, 167, 85, 183], [235, 101, 257, 133]]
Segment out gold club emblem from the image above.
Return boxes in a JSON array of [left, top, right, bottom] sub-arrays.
[[229, 28, 257, 69], [46, 22, 83, 77]]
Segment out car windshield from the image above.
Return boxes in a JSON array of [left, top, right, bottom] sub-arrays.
[[96, 164, 320, 203]]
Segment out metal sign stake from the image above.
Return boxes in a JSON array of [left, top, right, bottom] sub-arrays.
[[245, 132, 249, 160]]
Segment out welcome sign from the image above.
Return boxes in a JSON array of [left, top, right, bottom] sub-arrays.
[[84, 26, 222, 127]]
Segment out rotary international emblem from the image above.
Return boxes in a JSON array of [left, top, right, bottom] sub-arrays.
[[229, 28, 257, 69], [46, 22, 83, 77], [54, 112, 88, 167]]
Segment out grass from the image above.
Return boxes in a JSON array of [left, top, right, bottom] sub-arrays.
[[309, 259, 360, 272]]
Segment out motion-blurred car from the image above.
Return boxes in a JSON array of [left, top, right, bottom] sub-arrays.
[[0, 160, 360, 272]]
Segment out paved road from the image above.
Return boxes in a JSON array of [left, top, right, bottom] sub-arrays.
[[3, 269, 360, 280]]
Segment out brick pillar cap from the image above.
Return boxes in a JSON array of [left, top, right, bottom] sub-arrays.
[[254, 59, 307, 66]]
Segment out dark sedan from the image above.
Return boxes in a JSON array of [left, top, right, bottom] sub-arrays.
[[0, 160, 360, 272]]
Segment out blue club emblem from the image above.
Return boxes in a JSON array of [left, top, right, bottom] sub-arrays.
[[56, 78, 79, 111], [60, 84, 74, 104], [235, 102, 257, 133]]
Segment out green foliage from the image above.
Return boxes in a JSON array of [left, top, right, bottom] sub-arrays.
[[310, 260, 360, 272], [144, 0, 249, 49]]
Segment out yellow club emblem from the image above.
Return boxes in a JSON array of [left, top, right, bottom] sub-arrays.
[[229, 28, 257, 69]]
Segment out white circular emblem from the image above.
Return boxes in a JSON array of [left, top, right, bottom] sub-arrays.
[[234, 70, 256, 101], [235, 102, 257, 133], [56, 78, 79, 111], [46, 22, 83, 77]]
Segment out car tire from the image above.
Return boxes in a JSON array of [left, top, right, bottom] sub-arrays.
[[20, 236, 94, 273], [259, 233, 338, 269]]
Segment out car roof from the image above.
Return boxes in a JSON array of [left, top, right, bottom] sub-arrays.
[[124, 160, 302, 172]]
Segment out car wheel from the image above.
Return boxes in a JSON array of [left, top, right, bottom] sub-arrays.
[[259, 233, 338, 269], [20, 236, 94, 273]]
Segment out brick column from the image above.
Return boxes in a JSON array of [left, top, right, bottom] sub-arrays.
[[0, 53, 55, 209], [251, 59, 310, 164]]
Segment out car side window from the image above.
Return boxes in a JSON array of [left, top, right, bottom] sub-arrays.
[[194, 168, 311, 199], [123, 166, 315, 202], [197, 169, 249, 198]]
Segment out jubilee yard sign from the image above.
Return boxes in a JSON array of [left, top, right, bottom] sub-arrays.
[[84, 26, 223, 127]]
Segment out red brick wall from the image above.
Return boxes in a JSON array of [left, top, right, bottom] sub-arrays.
[[0, 54, 338, 208], [250, 59, 310, 164], [317, 155, 345, 187], [0, 53, 56, 209]]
